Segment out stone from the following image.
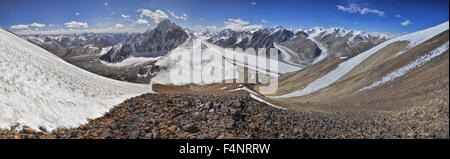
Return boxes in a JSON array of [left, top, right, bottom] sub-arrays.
[[127, 130, 140, 139], [182, 123, 200, 133]]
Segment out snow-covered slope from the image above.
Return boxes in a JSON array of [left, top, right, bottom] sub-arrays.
[[274, 21, 449, 98], [0, 28, 151, 130], [360, 41, 449, 91]]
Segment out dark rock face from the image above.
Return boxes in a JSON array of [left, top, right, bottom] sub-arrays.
[[100, 19, 189, 63], [279, 29, 389, 65]]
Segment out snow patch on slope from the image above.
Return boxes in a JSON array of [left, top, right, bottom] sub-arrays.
[[0, 28, 151, 130]]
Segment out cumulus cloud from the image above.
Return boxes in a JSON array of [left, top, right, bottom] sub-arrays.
[[261, 19, 267, 23], [224, 18, 263, 32], [251, 2, 256, 6], [30, 23, 46, 28], [64, 21, 88, 28], [104, 2, 108, 6], [136, 19, 149, 24], [401, 20, 412, 26], [121, 14, 130, 18], [168, 10, 188, 20], [115, 23, 124, 28], [395, 14, 401, 18], [137, 9, 168, 23], [337, 3, 385, 17], [75, 12, 80, 16], [10, 24, 29, 30]]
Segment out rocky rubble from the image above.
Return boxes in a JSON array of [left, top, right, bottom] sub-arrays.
[[1, 93, 448, 139]]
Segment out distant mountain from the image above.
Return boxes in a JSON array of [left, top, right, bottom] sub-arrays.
[[22, 33, 132, 57], [100, 19, 189, 63], [206, 26, 390, 66]]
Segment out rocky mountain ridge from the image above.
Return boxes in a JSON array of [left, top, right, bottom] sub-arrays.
[[100, 19, 189, 63]]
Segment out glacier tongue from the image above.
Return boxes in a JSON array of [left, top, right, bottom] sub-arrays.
[[0, 29, 151, 130]]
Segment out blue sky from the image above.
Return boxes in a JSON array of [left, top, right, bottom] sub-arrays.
[[0, 0, 448, 34]]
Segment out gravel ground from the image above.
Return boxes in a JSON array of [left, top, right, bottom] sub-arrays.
[[1, 93, 448, 139]]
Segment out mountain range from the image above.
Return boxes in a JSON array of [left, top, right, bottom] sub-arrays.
[[21, 19, 390, 67], [100, 19, 189, 63], [0, 19, 448, 139]]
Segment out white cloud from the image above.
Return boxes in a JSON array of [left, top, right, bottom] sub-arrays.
[[30, 22, 46, 28], [49, 24, 54, 27], [401, 20, 412, 26], [251, 2, 256, 6], [104, 2, 108, 6], [224, 18, 263, 32], [64, 21, 88, 28], [395, 14, 401, 18], [168, 10, 188, 21], [15, 27, 140, 35], [337, 3, 385, 17], [115, 23, 124, 28], [121, 14, 130, 18], [10, 24, 29, 30], [261, 19, 267, 23], [207, 25, 217, 30], [137, 9, 168, 23], [136, 19, 149, 24], [75, 12, 80, 16]]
